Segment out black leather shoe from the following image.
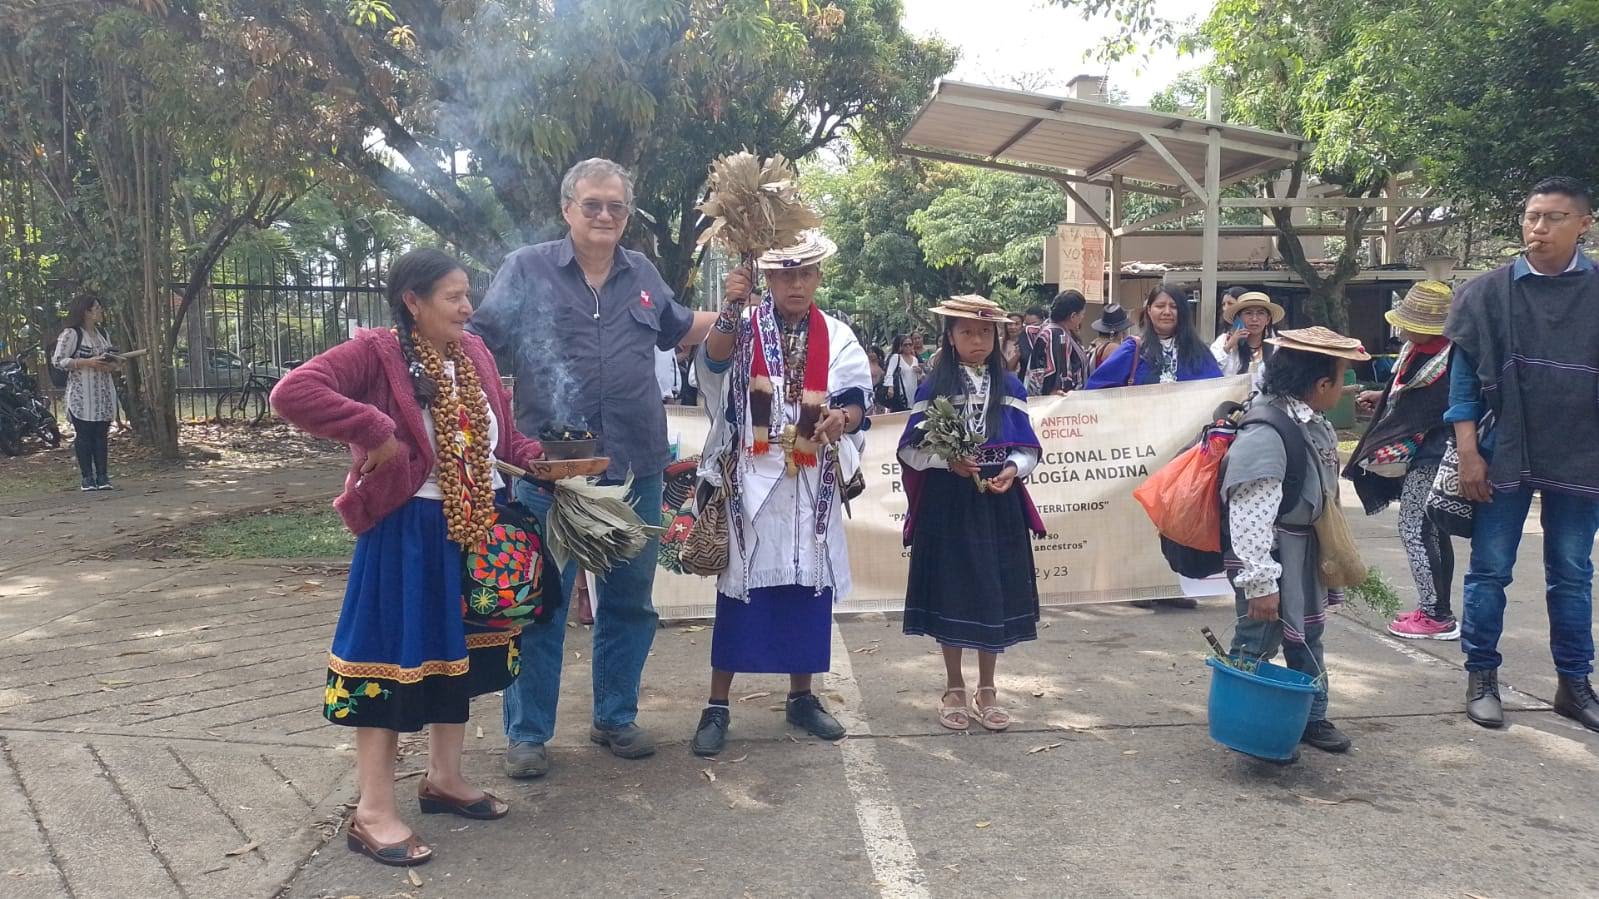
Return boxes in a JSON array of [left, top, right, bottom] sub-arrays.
[[692, 706, 730, 757], [1467, 669, 1505, 729], [1554, 675, 1599, 733], [786, 693, 846, 741], [1300, 719, 1352, 753]]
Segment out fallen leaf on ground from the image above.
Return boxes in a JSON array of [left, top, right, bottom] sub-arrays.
[[408, 869, 423, 887], [1031, 690, 1045, 698], [701, 768, 716, 782], [223, 842, 257, 857], [944, 864, 961, 873], [737, 691, 772, 702], [711, 754, 750, 764], [394, 770, 425, 780], [974, 821, 991, 829], [852, 646, 878, 654], [96, 678, 132, 687], [679, 625, 707, 633], [1122, 750, 1138, 756], [475, 725, 484, 739], [1027, 743, 1063, 754], [293, 581, 322, 592]]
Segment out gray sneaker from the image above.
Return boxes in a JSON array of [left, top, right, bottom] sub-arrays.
[[588, 723, 656, 759], [503, 741, 550, 779]]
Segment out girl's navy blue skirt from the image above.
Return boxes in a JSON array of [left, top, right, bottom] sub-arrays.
[[904, 465, 1040, 652], [323, 498, 519, 732]]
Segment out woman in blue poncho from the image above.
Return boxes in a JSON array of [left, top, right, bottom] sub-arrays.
[[1084, 284, 1222, 389]]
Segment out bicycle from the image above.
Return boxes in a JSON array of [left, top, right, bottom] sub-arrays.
[[214, 348, 299, 426]]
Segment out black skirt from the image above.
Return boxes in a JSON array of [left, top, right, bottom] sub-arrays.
[[903, 466, 1040, 652]]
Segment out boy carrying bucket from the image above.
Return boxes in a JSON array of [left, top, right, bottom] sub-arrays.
[[1224, 327, 1370, 761]]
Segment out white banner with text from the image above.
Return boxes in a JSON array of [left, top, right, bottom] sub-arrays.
[[650, 376, 1253, 619]]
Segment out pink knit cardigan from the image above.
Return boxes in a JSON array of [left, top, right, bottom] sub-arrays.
[[270, 328, 543, 535]]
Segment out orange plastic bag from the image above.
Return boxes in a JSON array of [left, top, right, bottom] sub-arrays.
[[1133, 434, 1229, 552]]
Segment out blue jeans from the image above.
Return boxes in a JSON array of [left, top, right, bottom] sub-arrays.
[[1462, 487, 1599, 677], [503, 472, 663, 743]]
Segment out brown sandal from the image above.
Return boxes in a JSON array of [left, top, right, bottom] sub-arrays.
[[346, 818, 432, 867], [418, 777, 510, 820]]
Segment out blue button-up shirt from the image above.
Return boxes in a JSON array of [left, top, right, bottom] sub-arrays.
[[469, 236, 695, 479], [1444, 252, 1598, 451]]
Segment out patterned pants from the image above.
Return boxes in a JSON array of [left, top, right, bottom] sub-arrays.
[[1398, 462, 1455, 619]]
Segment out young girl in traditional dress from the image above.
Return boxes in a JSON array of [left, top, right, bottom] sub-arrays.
[[898, 295, 1046, 732]]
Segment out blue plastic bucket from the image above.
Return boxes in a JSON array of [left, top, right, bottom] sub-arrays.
[[1205, 656, 1319, 760]]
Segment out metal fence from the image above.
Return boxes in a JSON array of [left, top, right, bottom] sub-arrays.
[[173, 255, 388, 420]]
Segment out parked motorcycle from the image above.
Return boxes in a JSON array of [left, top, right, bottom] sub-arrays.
[[0, 355, 62, 456]]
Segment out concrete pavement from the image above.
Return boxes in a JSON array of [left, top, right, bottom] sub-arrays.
[[2, 457, 1598, 897]]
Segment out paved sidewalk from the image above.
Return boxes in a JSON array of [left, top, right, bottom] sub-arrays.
[[2, 464, 1597, 897]]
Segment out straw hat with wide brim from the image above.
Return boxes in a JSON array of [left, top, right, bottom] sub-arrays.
[[1223, 290, 1287, 325], [930, 294, 1009, 323], [1384, 280, 1454, 336], [756, 230, 838, 270], [1266, 326, 1372, 362]]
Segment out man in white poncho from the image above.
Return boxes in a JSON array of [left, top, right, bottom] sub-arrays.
[[688, 231, 872, 756]]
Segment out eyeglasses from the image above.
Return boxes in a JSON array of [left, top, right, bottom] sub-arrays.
[[575, 200, 632, 220], [1522, 211, 1586, 226]]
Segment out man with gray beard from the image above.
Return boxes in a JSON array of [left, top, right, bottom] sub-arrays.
[[471, 158, 719, 774]]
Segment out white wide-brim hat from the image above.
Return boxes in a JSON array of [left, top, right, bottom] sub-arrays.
[[756, 230, 838, 270]]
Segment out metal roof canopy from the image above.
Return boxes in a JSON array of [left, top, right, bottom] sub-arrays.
[[896, 80, 1317, 337], [898, 80, 1306, 194]]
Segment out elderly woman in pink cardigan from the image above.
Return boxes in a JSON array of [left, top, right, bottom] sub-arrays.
[[272, 248, 543, 867]]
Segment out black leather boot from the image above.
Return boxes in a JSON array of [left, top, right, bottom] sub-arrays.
[[1554, 675, 1599, 733], [1467, 669, 1504, 729]]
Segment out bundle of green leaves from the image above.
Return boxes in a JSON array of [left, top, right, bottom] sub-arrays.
[[917, 396, 986, 491]]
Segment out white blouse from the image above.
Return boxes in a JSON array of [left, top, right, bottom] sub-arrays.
[[51, 327, 118, 422]]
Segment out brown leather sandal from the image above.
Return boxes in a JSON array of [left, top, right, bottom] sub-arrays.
[[346, 818, 432, 867], [418, 777, 510, 820]]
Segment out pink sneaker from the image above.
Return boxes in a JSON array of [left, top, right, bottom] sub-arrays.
[[1388, 609, 1460, 640]]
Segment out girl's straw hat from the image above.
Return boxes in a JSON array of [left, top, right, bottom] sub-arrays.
[[1266, 326, 1372, 362], [1223, 290, 1287, 324], [1384, 280, 1454, 336], [930, 294, 1009, 323], [757, 230, 838, 270]]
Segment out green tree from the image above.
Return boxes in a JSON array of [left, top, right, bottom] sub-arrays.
[[162, 0, 953, 298], [0, 5, 311, 455], [1051, 0, 1445, 327], [908, 169, 1066, 293], [1416, 0, 1599, 226]]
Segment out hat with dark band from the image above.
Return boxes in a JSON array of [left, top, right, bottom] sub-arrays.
[[1223, 290, 1287, 325], [929, 294, 1008, 322], [756, 230, 838, 270], [1091, 303, 1131, 334]]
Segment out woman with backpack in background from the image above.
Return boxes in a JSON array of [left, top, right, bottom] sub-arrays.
[[1225, 327, 1370, 761], [1083, 285, 1222, 389], [1343, 281, 1460, 640], [51, 293, 121, 491]]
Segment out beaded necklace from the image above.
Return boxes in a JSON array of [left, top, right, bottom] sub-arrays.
[[411, 335, 496, 547]]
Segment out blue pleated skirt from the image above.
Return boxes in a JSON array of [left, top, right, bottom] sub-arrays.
[[323, 498, 519, 732], [711, 586, 834, 674]]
